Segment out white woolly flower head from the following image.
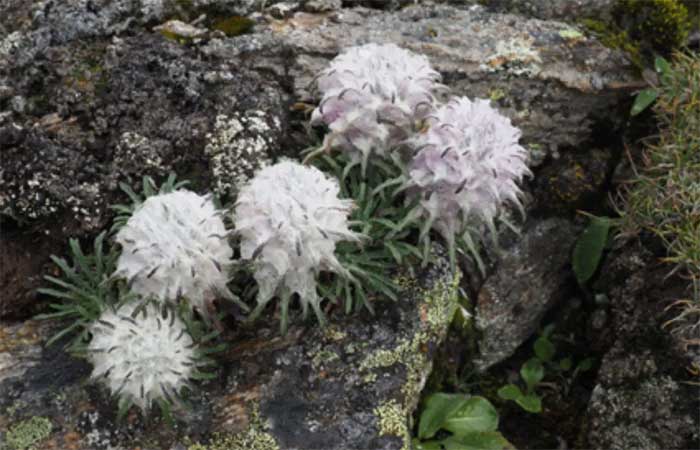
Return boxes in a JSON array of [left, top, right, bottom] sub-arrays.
[[311, 43, 445, 171], [234, 161, 362, 332], [87, 302, 196, 412], [114, 190, 242, 320], [407, 97, 531, 258]]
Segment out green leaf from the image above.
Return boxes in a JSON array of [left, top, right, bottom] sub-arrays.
[[442, 432, 514, 450], [630, 88, 659, 116], [654, 56, 671, 78], [515, 394, 542, 413], [533, 336, 555, 362], [577, 358, 594, 372], [442, 396, 499, 436], [496, 384, 522, 401], [418, 393, 469, 439], [414, 439, 444, 450], [520, 358, 544, 392], [559, 357, 573, 371], [572, 216, 611, 284]]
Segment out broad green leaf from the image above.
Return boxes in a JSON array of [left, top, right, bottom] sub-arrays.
[[497, 384, 522, 401], [559, 357, 573, 371], [520, 358, 544, 392], [443, 432, 514, 450], [442, 396, 499, 436], [572, 216, 611, 284], [534, 336, 555, 362], [630, 88, 658, 116], [515, 395, 542, 413], [418, 393, 469, 439]]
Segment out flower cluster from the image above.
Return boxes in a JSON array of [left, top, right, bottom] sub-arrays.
[[311, 43, 531, 269], [406, 97, 531, 255], [311, 43, 444, 173], [87, 302, 197, 413], [41, 41, 534, 423], [234, 161, 362, 332], [113, 190, 244, 321]]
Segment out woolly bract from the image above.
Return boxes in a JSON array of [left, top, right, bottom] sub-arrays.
[[87, 302, 196, 412], [114, 190, 239, 319], [311, 43, 444, 172], [406, 97, 531, 258], [234, 161, 361, 331]]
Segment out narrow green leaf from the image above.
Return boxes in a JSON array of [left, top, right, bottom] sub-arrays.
[[654, 56, 671, 77], [630, 88, 659, 116]]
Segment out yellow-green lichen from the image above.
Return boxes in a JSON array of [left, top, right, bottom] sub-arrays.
[[488, 88, 506, 102], [311, 349, 340, 369], [559, 28, 585, 41], [361, 273, 459, 450], [187, 405, 279, 450], [5, 417, 53, 450], [212, 16, 255, 37], [374, 400, 411, 448]]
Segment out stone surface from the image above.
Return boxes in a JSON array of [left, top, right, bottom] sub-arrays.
[[251, 4, 640, 164], [474, 218, 578, 370], [0, 249, 458, 450], [483, 0, 616, 21], [0, 24, 286, 318], [584, 243, 700, 450]]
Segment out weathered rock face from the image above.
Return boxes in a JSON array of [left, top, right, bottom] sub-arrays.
[[584, 243, 700, 450], [251, 4, 639, 164], [0, 250, 458, 450], [474, 217, 578, 371], [0, 27, 286, 318], [0, 0, 665, 449]]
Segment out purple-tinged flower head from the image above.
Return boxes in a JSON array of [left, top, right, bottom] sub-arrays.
[[114, 190, 245, 321], [311, 43, 445, 172], [233, 161, 362, 332], [87, 302, 197, 413], [406, 97, 531, 264]]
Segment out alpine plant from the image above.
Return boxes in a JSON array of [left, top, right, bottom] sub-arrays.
[[87, 302, 198, 413], [113, 190, 246, 321], [233, 160, 362, 333], [405, 97, 531, 269], [310, 43, 445, 174]]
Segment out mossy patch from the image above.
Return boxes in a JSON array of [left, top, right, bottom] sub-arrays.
[[582, 0, 691, 69], [5, 417, 53, 450]]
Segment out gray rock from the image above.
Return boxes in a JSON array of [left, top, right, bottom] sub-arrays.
[[474, 218, 578, 370], [0, 32, 286, 318], [482, 0, 616, 21], [302, 0, 342, 12], [584, 243, 700, 449], [239, 4, 640, 163], [0, 247, 459, 450]]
